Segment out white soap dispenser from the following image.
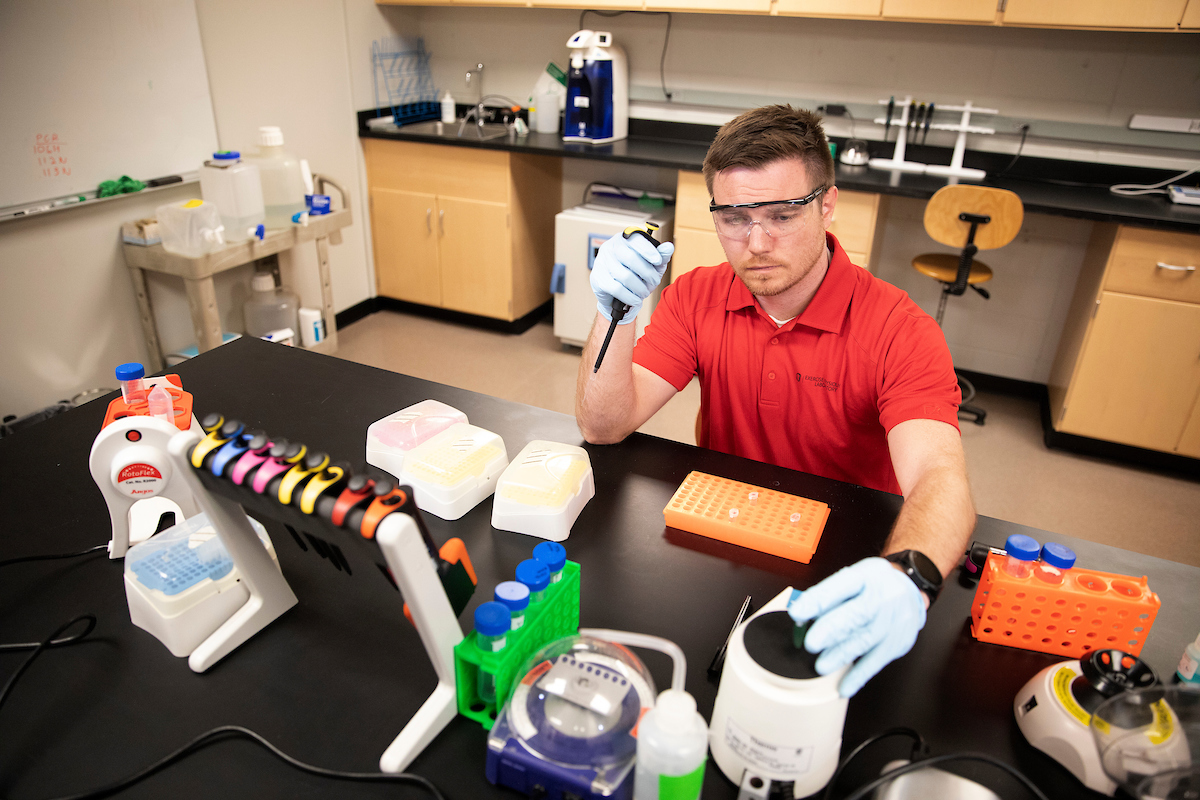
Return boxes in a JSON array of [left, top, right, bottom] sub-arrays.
[[633, 689, 708, 800], [440, 91, 456, 124]]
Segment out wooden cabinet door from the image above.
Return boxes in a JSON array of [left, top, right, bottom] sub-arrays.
[[645, 0, 771, 11], [776, 0, 881, 15], [1178, 398, 1200, 457], [1002, 0, 1187, 28], [1183, 0, 1200, 27], [1060, 292, 1200, 452], [370, 188, 442, 307], [672, 227, 729, 281], [882, 0, 997, 22], [438, 196, 514, 319]]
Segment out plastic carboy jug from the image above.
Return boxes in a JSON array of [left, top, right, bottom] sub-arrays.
[[243, 272, 300, 338], [252, 126, 306, 229], [199, 152, 265, 242]]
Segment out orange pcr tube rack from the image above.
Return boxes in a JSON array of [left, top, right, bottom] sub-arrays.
[[663, 471, 830, 563], [970, 553, 1161, 659]]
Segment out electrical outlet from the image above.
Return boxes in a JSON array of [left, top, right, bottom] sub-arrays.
[[1129, 114, 1200, 135]]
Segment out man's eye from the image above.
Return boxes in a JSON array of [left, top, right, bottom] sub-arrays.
[[721, 213, 751, 226], [771, 212, 797, 223]]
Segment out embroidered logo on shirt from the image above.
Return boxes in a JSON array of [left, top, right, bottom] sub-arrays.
[[799, 374, 840, 391]]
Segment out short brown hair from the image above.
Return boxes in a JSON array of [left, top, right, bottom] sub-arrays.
[[702, 105, 834, 197]]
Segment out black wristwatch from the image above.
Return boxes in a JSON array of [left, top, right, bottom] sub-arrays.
[[884, 550, 943, 605]]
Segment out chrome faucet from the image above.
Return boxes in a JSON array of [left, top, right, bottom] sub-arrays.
[[464, 63, 484, 106]]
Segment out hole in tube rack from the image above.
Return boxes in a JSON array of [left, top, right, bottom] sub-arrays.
[[1016, 592, 1026, 599], [1097, 606, 1108, 613], [1111, 581, 1140, 598], [1107, 636, 1118, 643], [1004, 631, 1013, 637], [1139, 613, 1149, 619], [1082, 645, 1092, 651], [1061, 641, 1071, 647], [1051, 612, 1062, 619], [1056, 599, 1066, 606], [1087, 632, 1097, 638], [1117, 610, 1129, 618], [983, 627, 993, 634], [1071, 616, 1082, 622], [470, 703, 485, 712], [1076, 574, 1107, 592], [1036, 596, 1046, 603], [1134, 626, 1144, 633], [1007, 618, 1018, 625], [987, 615, 997, 621], [1042, 637, 1052, 644], [1031, 608, 1042, 616], [1046, 625, 1057, 632], [1022, 634, 1032, 640], [1067, 628, 1077, 635], [1027, 621, 1037, 628], [1076, 604, 1088, 612], [1091, 619, 1102, 626], [1128, 640, 1138, 647], [1012, 605, 1022, 612]]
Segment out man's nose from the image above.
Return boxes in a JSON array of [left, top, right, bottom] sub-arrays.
[[746, 221, 773, 253]]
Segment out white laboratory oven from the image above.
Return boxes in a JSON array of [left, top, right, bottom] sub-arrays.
[[552, 198, 674, 348]]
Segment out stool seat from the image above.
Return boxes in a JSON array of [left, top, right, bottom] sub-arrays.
[[912, 252, 994, 285]]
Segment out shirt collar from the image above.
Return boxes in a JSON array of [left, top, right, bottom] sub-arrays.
[[724, 232, 855, 334]]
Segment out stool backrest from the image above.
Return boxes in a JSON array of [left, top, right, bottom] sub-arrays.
[[923, 185, 1024, 251]]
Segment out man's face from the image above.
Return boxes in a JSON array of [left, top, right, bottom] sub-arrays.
[[711, 158, 837, 300]]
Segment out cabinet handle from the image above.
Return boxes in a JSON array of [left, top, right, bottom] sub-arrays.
[[439, 209, 445, 237], [426, 208, 432, 234], [1155, 262, 1196, 273]]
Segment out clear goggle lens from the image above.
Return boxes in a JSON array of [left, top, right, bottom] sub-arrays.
[[710, 187, 826, 240]]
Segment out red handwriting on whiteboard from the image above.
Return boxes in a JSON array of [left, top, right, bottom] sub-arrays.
[[34, 133, 70, 178]]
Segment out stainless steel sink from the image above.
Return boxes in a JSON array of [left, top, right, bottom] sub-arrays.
[[394, 119, 511, 141]]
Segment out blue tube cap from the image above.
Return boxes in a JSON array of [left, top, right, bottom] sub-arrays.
[[115, 362, 145, 381], [532, 541, 566, 572], [495, 581, 530, 611], [214, 151, 240, 159], [515, 559, 550, 592], [1004, 534, 1041, 562], [474, 601, 511, 637], [1041, 542, 1077, 569]]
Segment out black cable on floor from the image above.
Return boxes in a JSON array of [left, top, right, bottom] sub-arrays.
[[39, 725, 449, 800], [0, 544, 107, 569]]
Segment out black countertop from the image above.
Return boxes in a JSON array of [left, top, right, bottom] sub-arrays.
[[359, 111, 1200, 233], [4, 336, 1200, 799]]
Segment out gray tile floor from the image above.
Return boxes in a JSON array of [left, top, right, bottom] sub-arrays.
[[336, 311, 1200, 568]]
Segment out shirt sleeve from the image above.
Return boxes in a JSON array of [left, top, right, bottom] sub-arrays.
[[875, 310, 962, 434], [631, 275, 700, 392]]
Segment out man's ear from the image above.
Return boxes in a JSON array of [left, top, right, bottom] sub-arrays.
[[821, 185, 839, 230]]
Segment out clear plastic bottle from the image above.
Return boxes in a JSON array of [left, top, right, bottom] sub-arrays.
[[516, 559, 550, 604], [199, 151, 265, 242], [440, 91, 456, 124], [243, 272, 300, 338], [251, 126, 306, 229], [1002, 534, 1040, 579], [115, 362, 147, 406], [1034, 542, 1076, 585], [1177, 632, 1200, 684], [474, 601, 510, 703], [494, 581, 530, 630], [633, 689, 708, 800], [533, 541, 566, 585]]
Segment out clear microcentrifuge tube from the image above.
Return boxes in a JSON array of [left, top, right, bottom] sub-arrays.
[[748, 491, 759, 505], [474, 601, 510, 704], [790, 513, 801, 526], [729, 508, 739, 519], [533, 541, 566, 585]]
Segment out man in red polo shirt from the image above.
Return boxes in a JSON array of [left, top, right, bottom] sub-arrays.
[[575, 105, 975, 698]]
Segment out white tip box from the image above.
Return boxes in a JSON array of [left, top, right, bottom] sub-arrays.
[[399, 422, 508, 520], [491, 441, 594, 541], [366, 400, 469, 478]]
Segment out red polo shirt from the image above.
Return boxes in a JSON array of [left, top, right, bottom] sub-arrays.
[[632, 233, 960, 494]]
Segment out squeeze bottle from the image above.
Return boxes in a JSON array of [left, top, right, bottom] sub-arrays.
[[474, 601, 510, 703], [633, 689, 708, 800], [440, 92, 456, 124], [252, 127, 306, 229]]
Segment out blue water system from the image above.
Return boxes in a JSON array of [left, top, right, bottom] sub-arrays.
[[563, 30, 628, 145]]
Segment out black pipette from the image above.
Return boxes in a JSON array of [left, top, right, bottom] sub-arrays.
[[883, 96, 894, 141], [593, 222, 662, 374], [922, 102, 935, 144]]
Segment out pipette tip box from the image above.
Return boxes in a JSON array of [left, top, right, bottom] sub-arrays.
[[366, 399, 469, 478], [663, 471, 830, 563], [399, 422, 508, 520], [491, 441, 594, 541]]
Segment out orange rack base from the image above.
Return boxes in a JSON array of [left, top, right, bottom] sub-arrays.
[[970, 554, 1160, 659], [663, 471, 829, 563], [101, 375, 193, 432]]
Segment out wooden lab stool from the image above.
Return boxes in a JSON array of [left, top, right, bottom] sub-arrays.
[[913, 185, 1024, 425]]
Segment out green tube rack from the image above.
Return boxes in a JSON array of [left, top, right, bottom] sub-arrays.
[[454, 560, 581, 729]]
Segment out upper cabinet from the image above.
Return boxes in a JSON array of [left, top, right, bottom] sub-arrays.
[[1183, 0, 1200, 27], [1001, 0, 1190, 29], [881, 0, 997, 23], [774, 0, 881, 17]]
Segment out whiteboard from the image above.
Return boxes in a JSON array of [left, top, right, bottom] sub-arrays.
[[0, 0, 218, 211]]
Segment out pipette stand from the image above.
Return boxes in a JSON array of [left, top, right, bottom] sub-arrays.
[[376, 511, 465, 774], [167, 430, 298, 673], [870, 97, 996, 182], [90, 415, 200, 559]]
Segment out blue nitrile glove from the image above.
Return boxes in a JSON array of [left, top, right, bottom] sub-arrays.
[[787, 557, 926, 698], [589, 232, 675, 324]]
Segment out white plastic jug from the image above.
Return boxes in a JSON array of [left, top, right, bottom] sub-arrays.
[[243, 272, 300, 338], [251, 127, 306, 229], [199, 152, 265, 242], [157, 199, 225, 258]]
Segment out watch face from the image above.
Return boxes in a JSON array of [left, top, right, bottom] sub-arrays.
[[910, 550, 943, 589]]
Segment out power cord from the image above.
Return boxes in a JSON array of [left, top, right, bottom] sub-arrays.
[[839, 752, 1052, 800], [0, 615, 97, 716], [822, 727, 927, 800], [36, 725, 449, 800], [578, 10, 674, 101], [0, 544, 107, 569], [1110, 167, 1198, 196]]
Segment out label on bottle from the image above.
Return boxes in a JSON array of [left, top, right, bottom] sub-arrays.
[[1179, 651, 1199, 681], [658, 760, 705, 800], [722, 717, 812, 776]]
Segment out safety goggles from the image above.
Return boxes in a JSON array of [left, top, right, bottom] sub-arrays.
[[709, 186, 827, 240]]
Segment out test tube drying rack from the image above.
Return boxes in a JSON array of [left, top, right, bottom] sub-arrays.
[[870, 95, 996, 181]]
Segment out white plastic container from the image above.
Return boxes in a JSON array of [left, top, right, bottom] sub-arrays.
[[297, 307, 325, 348], [251, 126, 306, 229], [366, 399, 469, 478], [156, 199, 226, 257], [634, 689, 708, 800], [398, 422, 508, 520], [490, 440, 594, 541], [199, 151, 265, 242], [440, 91, 456, 124], [243, 272, 300, 338]]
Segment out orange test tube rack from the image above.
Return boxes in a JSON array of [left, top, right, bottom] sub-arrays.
[[970, 553, 1161, 659], [663, 471, 830, 563], [102, 374, 193, 432]]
